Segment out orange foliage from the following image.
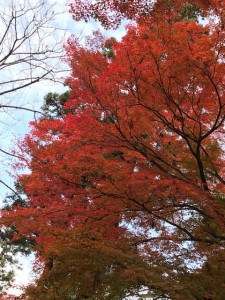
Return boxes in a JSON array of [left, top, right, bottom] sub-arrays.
[[3, 1, 225, 299], [69, 0, 223, 28]]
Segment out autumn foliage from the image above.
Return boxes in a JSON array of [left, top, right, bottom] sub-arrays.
[[3, 1, 225, 299], [70, 0, 224, 28]]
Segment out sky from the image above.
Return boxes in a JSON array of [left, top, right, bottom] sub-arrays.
[[0, 0, 127, 296]]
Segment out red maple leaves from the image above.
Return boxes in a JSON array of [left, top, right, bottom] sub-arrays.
[[3, 1, 225, 299]]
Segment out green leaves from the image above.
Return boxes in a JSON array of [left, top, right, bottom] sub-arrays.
[[41, 91, 70, 119]]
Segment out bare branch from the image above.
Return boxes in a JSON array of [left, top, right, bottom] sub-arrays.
[[0, 0, 66, 96]]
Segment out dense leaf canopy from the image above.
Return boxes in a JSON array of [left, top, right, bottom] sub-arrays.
[[3, 1, 225, 299]]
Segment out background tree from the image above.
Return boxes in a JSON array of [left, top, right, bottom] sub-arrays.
[[40, 91, 70, 119], [0, 184, 35, 297], [0, 0, 64, 98]]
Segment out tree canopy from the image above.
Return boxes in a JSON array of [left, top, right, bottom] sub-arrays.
[[3, 0, 225, 299]]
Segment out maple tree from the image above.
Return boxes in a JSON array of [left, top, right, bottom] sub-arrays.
[[69, 0, 223, 28], [3, 0, 225, 299]]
